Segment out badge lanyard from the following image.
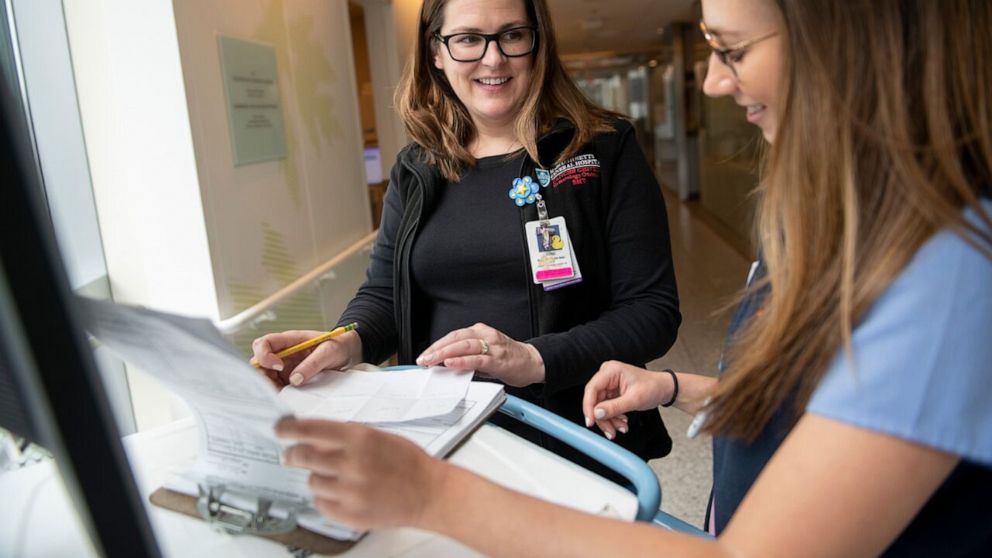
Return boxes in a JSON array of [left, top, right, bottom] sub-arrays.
[[510, 168, 583, 290]]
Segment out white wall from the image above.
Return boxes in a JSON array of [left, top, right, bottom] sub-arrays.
[[11, 0, 107, 294], [392, 0, 423, 72], [63, 0, 376, 430], [10, 0, 137, 434], [63, 0, 217, 317], [357, 0, 409, 175], [171, 0, 372, 321]]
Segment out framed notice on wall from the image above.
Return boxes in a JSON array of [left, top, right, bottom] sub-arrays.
[[217, 36, 288, 165]]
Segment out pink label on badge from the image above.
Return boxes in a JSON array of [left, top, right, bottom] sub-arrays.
[[536, 268, 574, 281]]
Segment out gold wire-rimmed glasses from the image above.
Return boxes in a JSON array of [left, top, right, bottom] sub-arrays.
[[699, 20, 778, 78]]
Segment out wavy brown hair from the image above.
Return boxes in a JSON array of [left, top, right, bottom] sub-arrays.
[[705, 0, 992, 440], [395, 0, 616, 181]]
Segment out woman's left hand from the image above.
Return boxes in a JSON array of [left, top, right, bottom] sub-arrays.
[[276, 417, 448, 530], [415, 323, 545, 387]]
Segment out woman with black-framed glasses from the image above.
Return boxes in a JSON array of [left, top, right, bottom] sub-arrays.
[[252, 0, 680, 482]]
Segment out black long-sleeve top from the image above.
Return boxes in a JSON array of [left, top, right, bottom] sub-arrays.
[[339, 118, 681, 469]]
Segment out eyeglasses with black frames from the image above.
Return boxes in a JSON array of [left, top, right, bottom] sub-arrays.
[[699, 20, 777, 79], [434, 26, 538, 63]]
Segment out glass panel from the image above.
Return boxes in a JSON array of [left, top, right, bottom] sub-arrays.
[[9, 0, 134, 434], [692, 35, 762, 257]]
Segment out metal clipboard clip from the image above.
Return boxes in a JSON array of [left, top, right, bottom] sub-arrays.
[[196, 484, 298, 535]]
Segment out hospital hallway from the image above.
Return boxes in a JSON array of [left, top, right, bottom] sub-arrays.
[[645, 188, 751, 527]]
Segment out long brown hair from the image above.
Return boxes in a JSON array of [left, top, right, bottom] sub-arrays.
[[705, 0, 992, 439], [395, 0, 616, 181]]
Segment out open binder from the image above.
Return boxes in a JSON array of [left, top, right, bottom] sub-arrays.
[[78, 297, 505, 554]]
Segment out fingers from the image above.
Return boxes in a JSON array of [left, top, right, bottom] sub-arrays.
[[308, 472, 341, 495], [284, 444, 346, 477], [417, 323, 494, 365], [277, 417, 442, 531], [312, 495, 376, 532], [437, 337, 497, 369], [433, 338, 487, 362], [287, 343, 337, 386], [583, 362, 622, 426], [583, 361, 662, 429], [441, 355, 488, 372], [596, 415, 629, 440], [251, 330, 325, 375], [252, 335, 292, 387], [281, 333, 353, 387], [416, 328, 474, 364], [312, 495, 344, 520], [441, 342, 534, 387], [590, 393, 635, 425], [417, 326, 476, 362], [426, 336, 503, 368], [262, 367, 288, 389], [275, 417, 353, 449], [598, 418, 618, 440], [251, 336, 285, 371]]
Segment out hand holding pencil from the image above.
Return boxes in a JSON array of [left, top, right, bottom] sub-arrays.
[[250, 323, 360, 389]]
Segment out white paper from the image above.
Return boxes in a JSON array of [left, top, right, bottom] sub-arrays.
[[279, 367, 473, 423], [372, 381, 505, 456], [78, 298, 312, 508]]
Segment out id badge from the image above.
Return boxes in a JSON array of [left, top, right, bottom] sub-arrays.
[[525, 216, 576, 284]]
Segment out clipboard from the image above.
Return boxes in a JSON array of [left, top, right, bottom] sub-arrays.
[[149, 483, 359, 556], [77, 300, 505, 554]]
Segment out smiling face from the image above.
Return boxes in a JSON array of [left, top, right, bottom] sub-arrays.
[[433, 0, 534, 135], [701, 0, 784, 143]]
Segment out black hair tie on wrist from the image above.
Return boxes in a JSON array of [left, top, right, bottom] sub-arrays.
[[661, 368, 679, 408]]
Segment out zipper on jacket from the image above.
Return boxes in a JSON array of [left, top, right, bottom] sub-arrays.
[[515, 156, 542, 344], [397, 158, 427, 363]]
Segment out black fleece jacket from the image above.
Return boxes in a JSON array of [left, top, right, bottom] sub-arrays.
[[339, 117, 680, 465]]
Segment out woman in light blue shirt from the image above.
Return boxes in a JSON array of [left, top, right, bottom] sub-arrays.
[[273, 0, 992, 555]]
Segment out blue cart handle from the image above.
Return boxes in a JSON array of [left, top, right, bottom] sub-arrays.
[[497, 394, 660, 522], [383, 366, 710, 536], [500, 395, 710, 537]]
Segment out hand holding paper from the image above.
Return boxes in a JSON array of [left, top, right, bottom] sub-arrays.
[[277, 416, 445, 531]]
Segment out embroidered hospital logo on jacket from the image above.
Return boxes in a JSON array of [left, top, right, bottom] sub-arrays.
[[551, 154, 601, 188]]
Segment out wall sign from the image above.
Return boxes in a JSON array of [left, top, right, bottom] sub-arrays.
[[218, 36, 288, 165]]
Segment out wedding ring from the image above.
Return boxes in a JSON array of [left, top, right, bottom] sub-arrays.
[[479, 339, 490, 355]]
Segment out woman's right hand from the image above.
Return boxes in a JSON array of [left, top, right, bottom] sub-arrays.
[[277, 417, 447, 530], [582, 361, 672, 439], [251, 329, 361, 388]]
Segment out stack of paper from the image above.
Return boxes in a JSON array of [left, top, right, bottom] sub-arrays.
[[281, 368, 503, 457]]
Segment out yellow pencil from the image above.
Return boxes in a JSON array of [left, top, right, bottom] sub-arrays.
[[250, 322, 358, 368]]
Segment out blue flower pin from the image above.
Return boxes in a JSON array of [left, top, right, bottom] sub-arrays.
[[508, 176, 539, 207]]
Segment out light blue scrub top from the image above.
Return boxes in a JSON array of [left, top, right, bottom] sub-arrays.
[[807, 199, 992, 465]]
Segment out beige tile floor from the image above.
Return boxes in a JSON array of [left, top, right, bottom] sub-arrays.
[[643, 190, 751, 528]]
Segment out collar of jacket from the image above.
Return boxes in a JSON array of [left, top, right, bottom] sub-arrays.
[[535, 118, 578, 168], [397, 118, 578, 178]]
